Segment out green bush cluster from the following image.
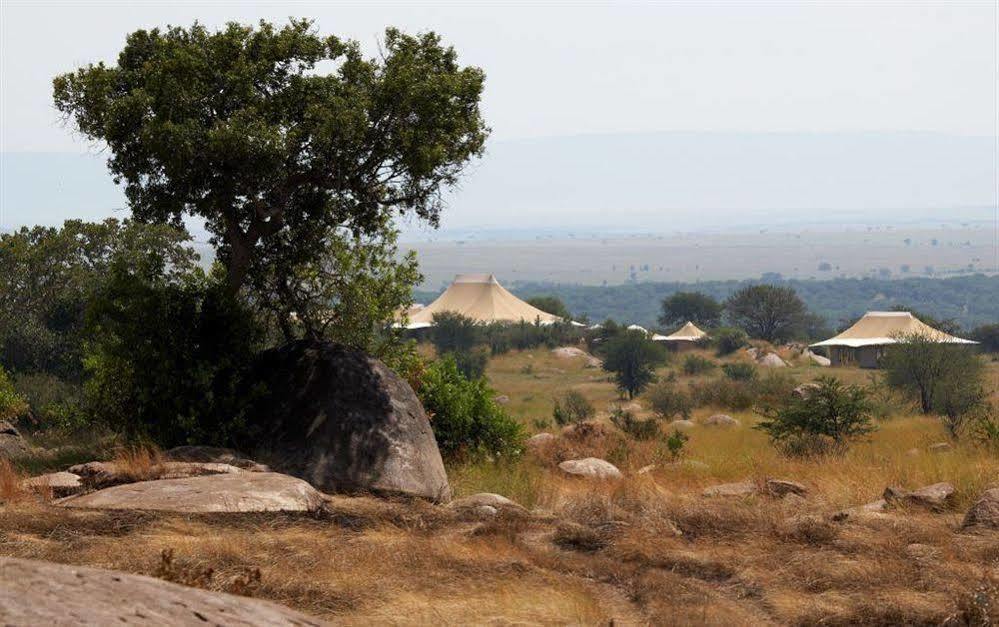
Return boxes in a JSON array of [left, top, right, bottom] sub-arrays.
[[0, 366, 28, 423], [681, 354, 717, 376], [647, 382, 694, 420], [722, 362, 757, 381], [552, 390, 595, 426], [713, 327, 748, 356], [609, 408, 661, 441]]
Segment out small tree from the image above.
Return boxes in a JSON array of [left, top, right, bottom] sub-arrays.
[[725, 285, 807, 343], [526, 296, 571, 320], [647, 382, 694, 420], [713, 327, 748, 356], [552, 390, 594, 426], [601, 330, 668, 399], [682, 354, 717, 376], [659, 292, 722, 328], [756, 376, 875, 455], [430, 312, 481, 355]]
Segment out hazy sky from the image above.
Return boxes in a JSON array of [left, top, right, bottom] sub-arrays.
[[2, 1, 997, 154]]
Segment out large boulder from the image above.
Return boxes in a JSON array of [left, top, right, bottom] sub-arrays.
[[757, 352, 788, 368], [0, 556, 325, 626], [0, 420, 29, 459], [238, 341, 450, 503], [558, 458, 623, 480], [806, 351, 831, 367], [58, 472, 326, 513], [961, 488, 999, 531]]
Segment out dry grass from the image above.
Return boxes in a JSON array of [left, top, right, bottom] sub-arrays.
[[0, 459, 28, 503]]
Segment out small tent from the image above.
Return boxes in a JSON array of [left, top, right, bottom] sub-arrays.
[[655, 321, 708, 350], [403, 274, 565, 328], [810, 311, 976, 368]]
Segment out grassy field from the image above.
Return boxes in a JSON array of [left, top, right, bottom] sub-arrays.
[[1, 345, 996, 625]]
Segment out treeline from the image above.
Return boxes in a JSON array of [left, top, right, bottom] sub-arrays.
[[416, 274, 999, 331]]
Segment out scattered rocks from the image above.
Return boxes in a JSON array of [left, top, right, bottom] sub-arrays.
[[757, 352, 788, 368], [163, 445, 269, 471], [703, 414, 740, 428], [236, 340, 451, 503], [58, 472, 326, 513], [21, 472, 82, 497], [766, 479, 808, 498], [961, 488, 999, 531], [927, 442, 952, 453], [0, 420, 29, 459], [669, 420, 697, 432], [883, 482, 955, 511], [0, 556, 325, 626], [702, 481, 757, 498], [558, 458, 623, 480]]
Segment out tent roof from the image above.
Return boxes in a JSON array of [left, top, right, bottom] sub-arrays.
[[656, 321, 708, 342], [810, 311, 977, 348], [403, 274, 564, 328]]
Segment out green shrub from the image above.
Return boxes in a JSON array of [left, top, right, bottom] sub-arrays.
[[419, 356, 523, 459], [968, 404, 999, 451], [610, 408, 660, 441], [12, 372, 87, 431], [688, 379, 756, 411], [756, 376, 875, 456], [552, 390, 595, 426], [0, 366, 28, 422], [482, 320, 583, 355], [601, 330, 668, 399], [722, 362, 757, 381], [681, 354, 717, 376], [663, 428, 689, 460], [444, 347, 490, 380], [647, 382, 693, 420], [754, 371, 798, 407], [430, 312, 481, 355], [713, 327, 748, 356]]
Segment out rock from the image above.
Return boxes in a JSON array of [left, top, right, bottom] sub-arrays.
[[622, 401, 643, 412], [669, 419, 697, 432], [702, 481, 757, 497], [745, 347, 760, 359], [21, 472, 82, 497], [792, 383, 822, 400], [526, 432, 555, 449], [551, 346, 590, 359], [703, 414, 739, 428], [961, 488, 999, 531], [0, 420, 29, 459], [0, 556, 325, 626], [236, 340, 451, 503], [883, 482, 956, 511], [781, 493, 808, 507], [449, 492, 525, 512], [636, 464, 656, 475], [68, 460, 244, 489], [585, 357, 602, 368], [473, 505, 498, 517], [163, 445, 269, 471], [757, 352, 788, 367], [58, 472, 326, 513], [673, 459, 710, 471], [766, 479, 808, 498], [831, 499, 889, 522], [494, 394, 510, 405], [558, 458, 623, 480], [928, 442, 952, 453], [806, 351, 831, 367]]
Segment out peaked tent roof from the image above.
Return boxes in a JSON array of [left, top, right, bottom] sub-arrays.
[[404, 274, 564, 328], [810, 311, 977, 348], [657, 321, 708, 342]]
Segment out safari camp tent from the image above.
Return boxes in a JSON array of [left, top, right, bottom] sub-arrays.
[[654, 321, 708, 351], [403, 274, 565, 329], [810, 311, 977, 368]]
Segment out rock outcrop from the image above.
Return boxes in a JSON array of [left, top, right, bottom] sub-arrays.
[[0, 556, 325, 626], [757, 353, 788, 368], [558, 458, 623, 480], [58, 472, 326, 513], [237, 341, 451, 503]]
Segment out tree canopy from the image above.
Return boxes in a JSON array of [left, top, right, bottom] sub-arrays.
[[725, 285, 807, 343], [600, 330, 668, 399], [526, 296, 571, 320], [658, 291, 722, 329], [54, 20, 488, 294]]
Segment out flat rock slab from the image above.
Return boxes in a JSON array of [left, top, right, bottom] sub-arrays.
[[559, 457, 623, 480], [22, 471, 82, 497], [0, 556, 325, 626], [58, 472, 325, 513], [703, 481, 757, 497]]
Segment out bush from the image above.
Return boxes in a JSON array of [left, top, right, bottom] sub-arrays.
[[647, 382, 694, 420], [444, 347, 490, 380], [430, 312, 481, 355], [754, 371, 798, 407], [756, 376, 875, 455], [967, 404, 999, 450], [482, 320, 583, 355], [663, 428, 689, 460], [0, 366, 28, 423], [971, 323, 999, 353], [552, 390, 595, 426], [681, 354, 717, 376], [610, 408, 660, 441], [688, 379, 756, 411], [419, 356, 523, 459], [722, 362, 757, 381], [12, 372, 86, 431], [713, 327, 748, 356], [601, 330, 668, 399]]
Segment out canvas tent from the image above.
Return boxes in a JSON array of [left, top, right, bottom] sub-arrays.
[[810, 311, 977, 368], [402, 274, 565, 329], [655, 321, 708, 350]]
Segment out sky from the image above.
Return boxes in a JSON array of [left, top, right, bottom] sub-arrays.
[[1, 1, 997, 232]]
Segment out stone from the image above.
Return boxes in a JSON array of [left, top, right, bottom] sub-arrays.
[[806, 351, 831, 367], [636, 464, 656, 475], [21, 471, 82, 497], [928, 442, 952, 453], [622, 401, 643, 412], [163, 445, 269, 471], [961, 488, 999, 531], [702, 481, 757, 497], [494, 394, 510, 405], [551, 346, 590, 359], [236, 340, 451, 503], [703, 414, 740, 428], [757, 352, 788, 368], [669, 419, 696, 432], [585, 356, 602, 369], [449, 492, 525, 513], [526, 432, 556, 449], [473, 505, 498, 517], [558, 457, 623, 480], [766, 479, 808, 498], [0, 420, 29, 459], [883, 482, 956, 511], [781, 493, 808, 508], [0, 556, 325, 626], [792, 383, 822, 400], [58, 472, 326, 513], [68, 460, 244, 489], [745, 347, 760, 359], [831, 499, 889, 522]]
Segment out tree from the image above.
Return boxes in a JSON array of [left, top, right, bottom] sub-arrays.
[[54, 20, 488, 295], [0, 366, 28, 422], [526, 296, 571, 320], [552, 390, 594, 426], [756, 376, 875, 455], [659, 291, 722, 328], [881, 333, 985, 435], [725, 285, 807, 343], [601, 330, 667, 399], [971, 323, 999, 353], [430, 312, 481, 355]]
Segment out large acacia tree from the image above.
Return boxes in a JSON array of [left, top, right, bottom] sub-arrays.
[[725, 284, 806, 343], [54, 20, 488, 294]]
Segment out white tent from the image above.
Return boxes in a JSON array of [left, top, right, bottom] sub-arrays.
[[402, 274, 565, 328], [655, 321, 708, 344]]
